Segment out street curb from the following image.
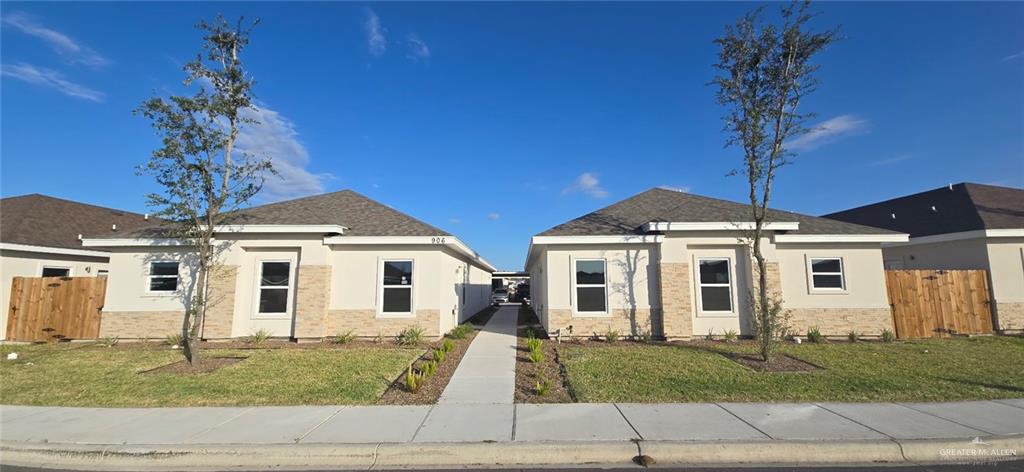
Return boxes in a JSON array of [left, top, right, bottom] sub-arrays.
[[1, 436, 1021, 470]]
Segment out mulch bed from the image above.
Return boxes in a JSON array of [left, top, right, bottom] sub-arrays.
[[88, 339, 427, 351], [728, 353, 823, 372], [515, 306, 574, 403], [140, 356, 247, 375]]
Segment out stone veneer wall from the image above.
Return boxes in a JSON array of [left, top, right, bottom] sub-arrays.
[[546, 308, 662, 339], [293, 265, 332, 339], [787, 308, 893, 337], [202, 265, 239, 339], [326, 309, 441, 339], [658, 262, 692, 339], [995, 302, 1024, 333], [99, 311, 185, 339]]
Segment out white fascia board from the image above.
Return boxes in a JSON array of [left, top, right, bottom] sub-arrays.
[[0, 242, 111, 258], [211, 224, 347, 234], [323, 236, 496, 272], [882, 229, 1024, 247], [773, 233, 909, 243], [80, 238, 192, 247], [530, 235, 665, 245], [644, 221, 800, 232]]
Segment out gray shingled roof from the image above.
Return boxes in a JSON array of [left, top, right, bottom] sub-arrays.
[[824, 183, 1024, 238], [107, 190, 449, 238], [1, 194, 152, 250], [538, 188, 897, 236]]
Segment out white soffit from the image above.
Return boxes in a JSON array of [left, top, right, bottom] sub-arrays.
[[643, 221, 800, 232]]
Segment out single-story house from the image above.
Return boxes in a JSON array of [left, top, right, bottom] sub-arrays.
[[81, 190, 495, 341], [525, 188, 908, 340], [1, 194, 154, 340], [824, 182, 1024, 333]]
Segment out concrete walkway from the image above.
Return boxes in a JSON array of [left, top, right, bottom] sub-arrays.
[[437, 304, 518, 404]]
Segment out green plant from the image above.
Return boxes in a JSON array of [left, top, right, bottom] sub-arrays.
[[448, 324, 473, 340], [164, 333, 183, 346], [422, 360, 437, 377], [404, 368, 424, 393], [881, 329, 896, 343], [535, 377, 552, 396], [96, 336, 120, 348], [528, 348, 545, 363], [635, 330, 652, 343], [374, 332, 385, 344], [525, 337, 542, 352], [605, 329, 620, 343], [723, 329, 738, 343], [433, 348, 446, 363], [247, 328, 271, 344], [397, 327, 424, 346], [334, 330, 356, 344], [705, 328, 715, 341], [848, 330, 860, 343], [525, 327, 537, 339], [807, 326, 826, 344], [441, 339, 455, 353]]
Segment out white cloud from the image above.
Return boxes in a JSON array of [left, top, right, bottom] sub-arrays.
[[235, 105, 332, 201], [562, 172, 609, 198], [657, 185, 691, 193], [449, 218, 462, 224], [406, 33, 430, 61], [867, 154, 915, 167], [487, 212, 500, 221], [1002, 51, 1024, 62], [2, 12, 108, 68], [0, 63, 104, 101], [364, 9, 387, 56], [787, 115, 869, 152]]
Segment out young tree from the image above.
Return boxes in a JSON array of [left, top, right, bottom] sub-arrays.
[[712, 1, 837, 362], [136, 16, 273, 365]]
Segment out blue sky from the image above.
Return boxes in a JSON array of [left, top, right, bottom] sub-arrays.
[[2, 2, 1022, 270]]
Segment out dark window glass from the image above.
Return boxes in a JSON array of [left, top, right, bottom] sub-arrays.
[[383, 287, 412, 313], [259, 289, 288, 313], [577, 287, 606, 312], [150, 262, 179, 276], [575, 260, 605, 285], [41, 267, 70, 277], [813, 274, 844, 289], [701, 286, 732, 311], [383, 261, 413, 286], [261, 262, 290, 286], [149, 277, 178, 292], [699, 260, 730, 284], [811, 259, 842, 274]]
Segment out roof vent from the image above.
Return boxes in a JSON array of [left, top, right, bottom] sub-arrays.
[[144, 213, 149, 220], [77, 234, 83, 240], [948, 183, 954, 191], [112, 224, 118, 231], [930, 206, 937, 212]]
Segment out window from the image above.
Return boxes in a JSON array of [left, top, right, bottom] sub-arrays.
[[810, 258, 845, 290], [575, 259, 607, 313], [698, 258, 733, 312], [258, 262, 291, 314], [381, 260, 413, 314], [148, 262, 179, 292], [41, 267, 70, 277]]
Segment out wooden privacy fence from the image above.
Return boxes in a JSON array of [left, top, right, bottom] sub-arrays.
[[6, 276, 106, 342], [885, 269, 993, 339]]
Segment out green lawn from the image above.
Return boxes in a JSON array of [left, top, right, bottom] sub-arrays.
[[0, 343, 422, 407], [560, 336, 1024, 403]]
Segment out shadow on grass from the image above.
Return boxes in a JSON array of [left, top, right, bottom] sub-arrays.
[[935, 377, 1024, 393]]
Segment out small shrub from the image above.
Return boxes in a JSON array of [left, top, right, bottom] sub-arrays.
[[397, 327, 424, 346], [247, 328, 271, 344], [405, 368, 423, 393], [433, 348, 446, 363], [164, 333, 182, 346], [334, 330, 356, 344], [528, 348, 545, 363], [441, 338, 455, 353], [807, 326, 826, 344], [524, 327, 537, 339], [374, 332, 385, 344], [605, 329, 620, 343], [535, 377, 552, 396], [881, 329, 896, 343], [635, 330, 652, 343], [848, 330, 860, 343], [705, 328, 715, 341], [448, 324, 473, 340], [422, 360, 437, 377], [525, 337, 542, 352], [96, 336, 120, 348], [723, 329, 738, 343]]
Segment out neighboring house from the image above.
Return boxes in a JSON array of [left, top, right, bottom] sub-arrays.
[[825, 182, 1024, 333], [81, 190, 495, 341], [1, 194, 154, 339], [525, 188, 907, 340]]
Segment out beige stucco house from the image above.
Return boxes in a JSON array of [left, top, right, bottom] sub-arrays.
[[826, 183, 1024, 333], [525, 188, 908, 340], [81, 190, 495, 341], [1, 194, 154, 340]]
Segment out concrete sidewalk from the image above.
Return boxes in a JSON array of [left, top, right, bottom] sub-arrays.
[[438, 304, 518, 404], [2, 400, 1023, 468]]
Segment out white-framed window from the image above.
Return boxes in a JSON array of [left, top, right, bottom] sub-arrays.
[[257, 261, 291, 314], [41, 266, 71, 277], [574, 259, 607, 314], [380, 260, 414, 315], [809, 257, 845, 290], [147, 261, 180, 292], [697, 258, 733, 313]]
